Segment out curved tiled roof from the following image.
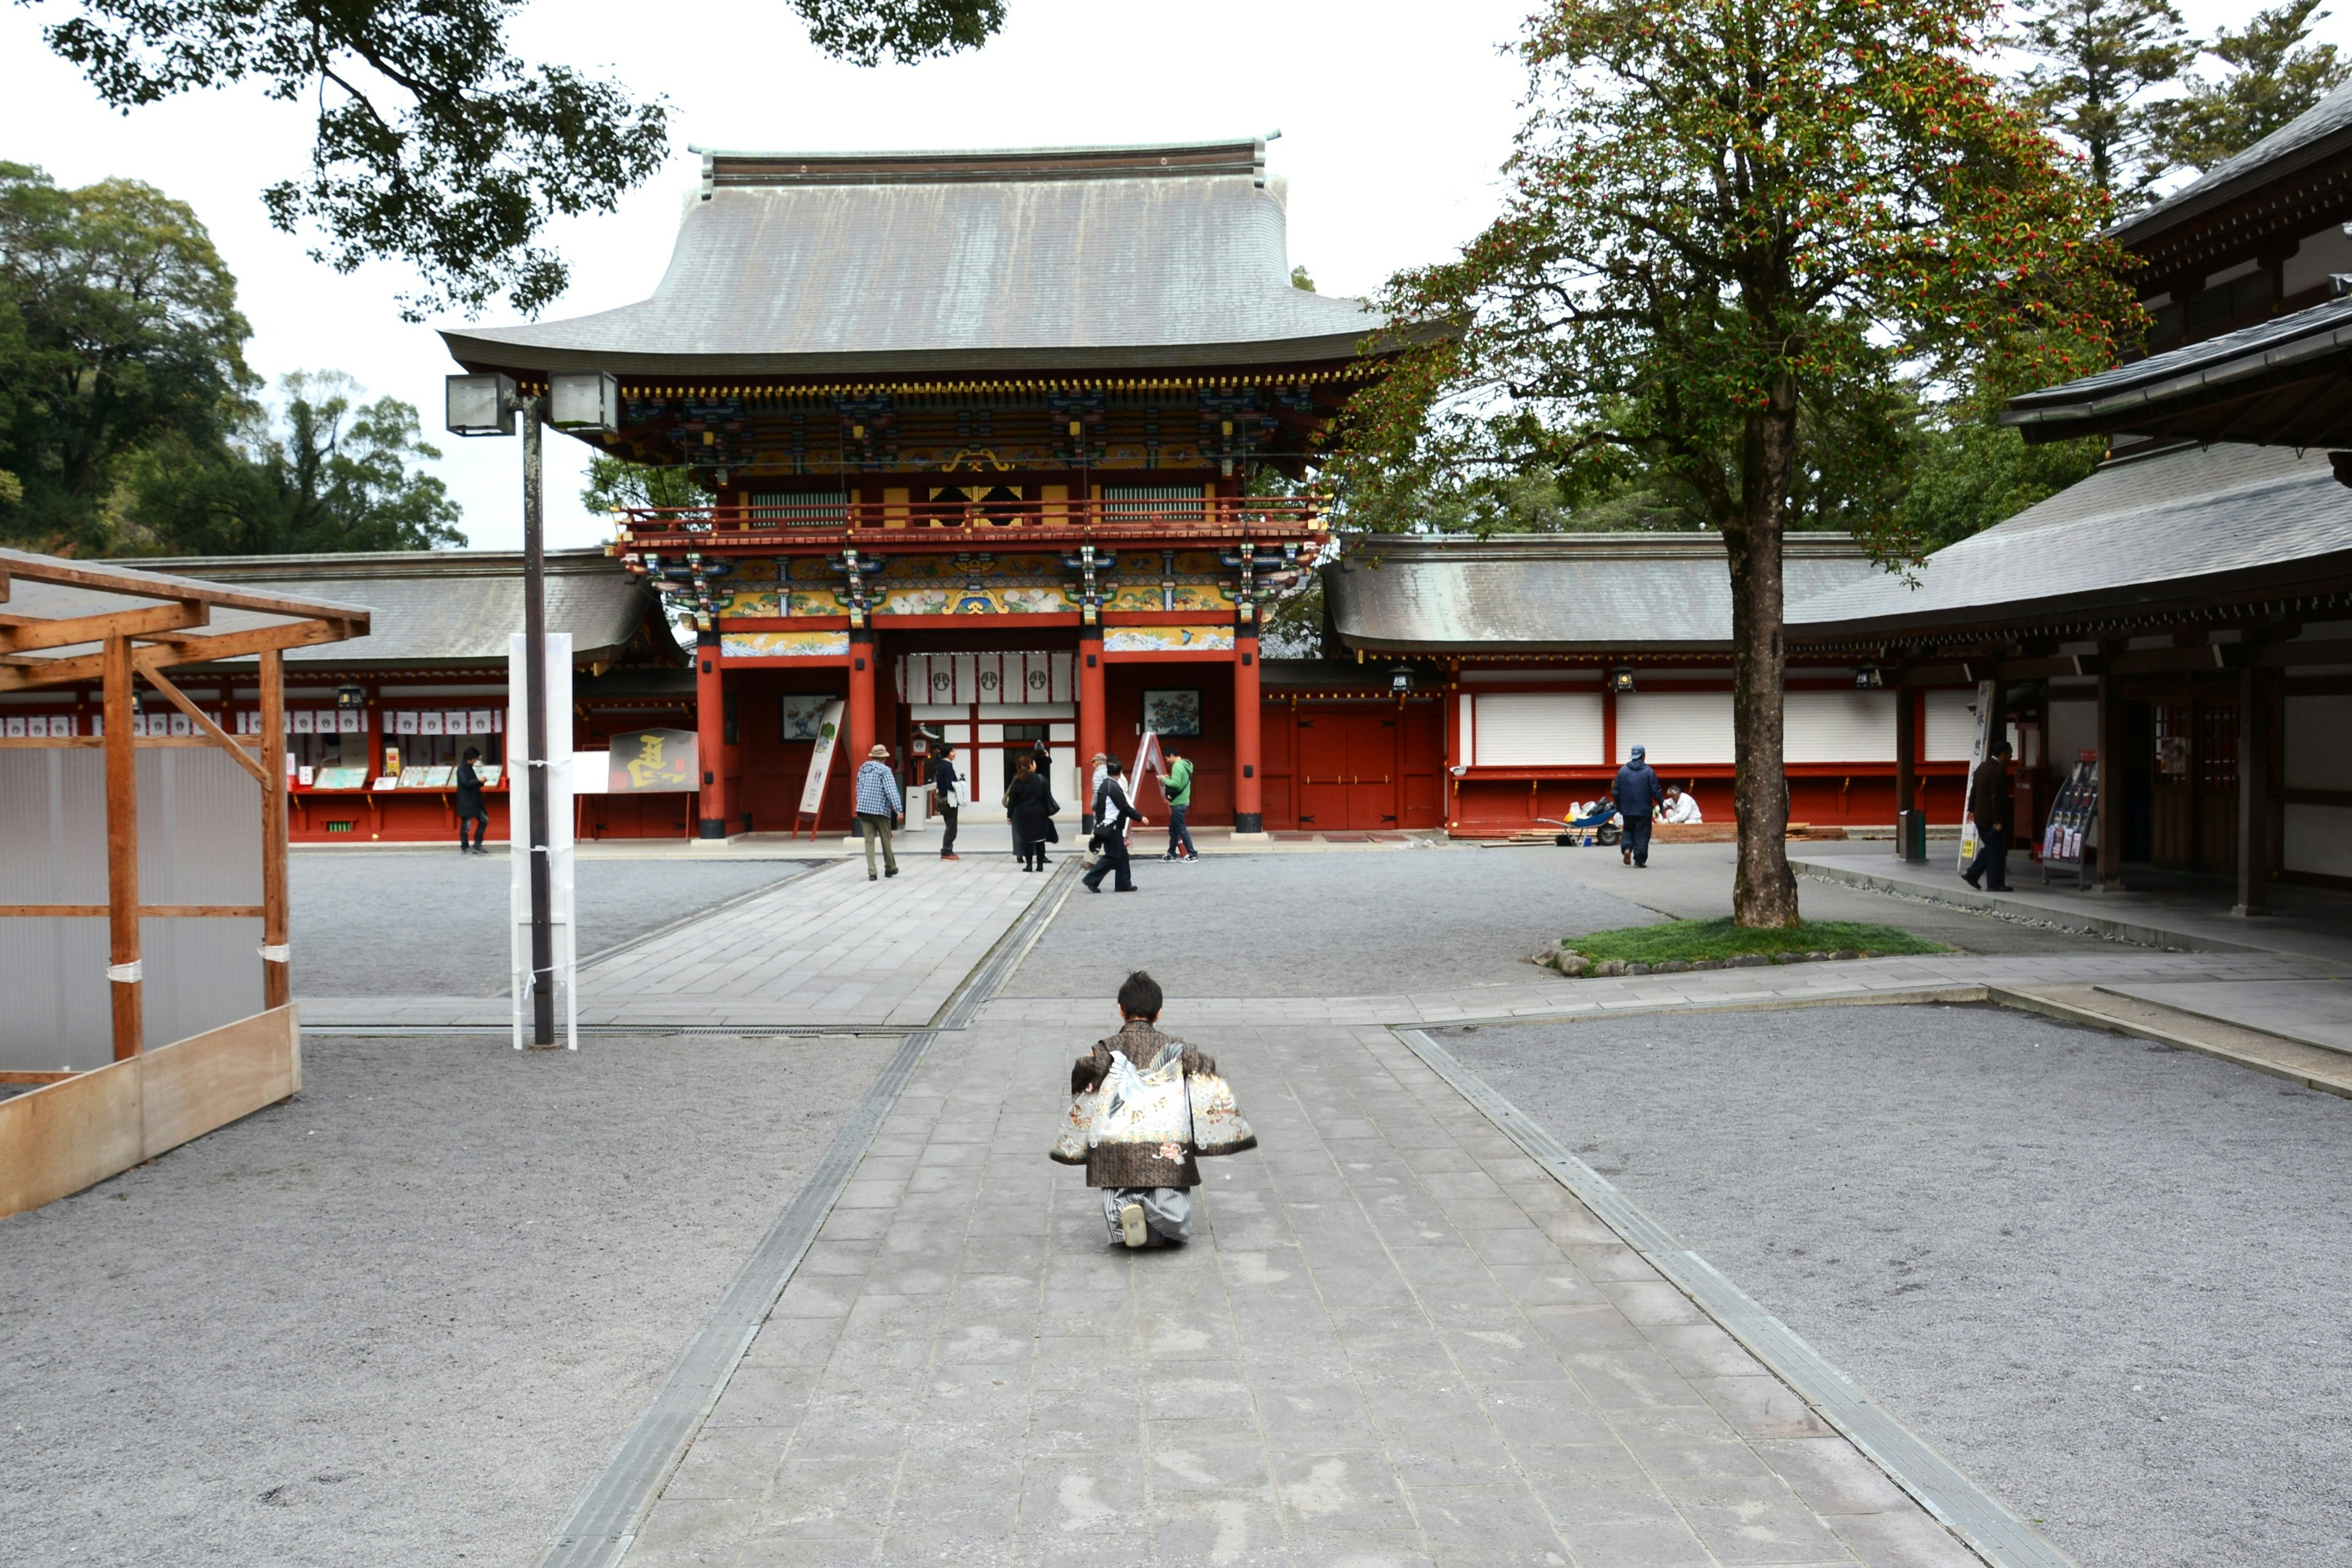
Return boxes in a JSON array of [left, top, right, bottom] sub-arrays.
[[1786, 442, 2352, 641], [440, 138, 1384, 377], [121, 550, 679, 669], [2116, 80, 2352, 249], [1328, 533, 1881, 653]]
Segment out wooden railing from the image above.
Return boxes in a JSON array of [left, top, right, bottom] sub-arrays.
[[613, 494, 1327, 541]]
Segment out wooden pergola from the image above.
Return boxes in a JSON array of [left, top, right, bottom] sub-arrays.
[[0, 549, 368, 1066]]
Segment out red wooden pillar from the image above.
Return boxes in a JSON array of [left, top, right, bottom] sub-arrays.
[[1234, 635, 1264, 834], [1077, 626, 1105, 828], [847, 630, 878, 787], [696, 628, 728, 838]]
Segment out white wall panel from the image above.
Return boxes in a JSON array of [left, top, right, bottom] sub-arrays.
[[2284, 802, 2352, 878], [1924, 688, 1978, 761], [1472, 693, 1604, 766], [1785, 690, 1896, 764], [2286, 696, 2352, 789], [2046, 699, 2097, 771], [1616, 692, 1733, 764]]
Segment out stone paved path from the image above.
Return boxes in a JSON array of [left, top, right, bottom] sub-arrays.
[[301, 857, 1052, 1030], [620, 1015, 1980, 1567]]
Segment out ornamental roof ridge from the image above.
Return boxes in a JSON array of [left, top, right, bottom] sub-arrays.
[[688, 136, 1272, 189]]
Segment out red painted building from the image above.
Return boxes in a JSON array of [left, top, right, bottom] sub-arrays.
[[440, 138, 1388, 834]]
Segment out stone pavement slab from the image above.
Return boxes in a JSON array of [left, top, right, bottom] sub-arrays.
[[616, 1015, 1983, 1567], [1792, 845, 2352, 966], [2096, 978, 2352, 1055]]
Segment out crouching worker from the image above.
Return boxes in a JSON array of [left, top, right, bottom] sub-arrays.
[[1051, 969, 1255, 1249]]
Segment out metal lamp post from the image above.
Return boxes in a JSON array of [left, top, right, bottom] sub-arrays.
[[446, 369, 616, 1048]]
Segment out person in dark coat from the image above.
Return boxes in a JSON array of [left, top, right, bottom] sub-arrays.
[[1611, 744, 1666, 868], [1963, 739, 2015, 891], [454, 746, 490, 854], [931, 745, 962, 861], [1083, 757, 1145, 892], [1006, 754, 1058, 872]]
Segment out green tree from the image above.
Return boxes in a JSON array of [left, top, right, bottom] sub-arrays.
[[29, 1, 1007, 320], [580, 452, 710, 514], [1896, 416, 2103, 552], [0, 162, 252, 553], [2147, 1, 2352, 173], [1338, 0, 2134, 926], [126, 372, 465, 554], [2008, 0, 2197, 206]]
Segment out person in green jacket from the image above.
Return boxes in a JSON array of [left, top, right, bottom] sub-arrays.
[[1157, 744, 1197, 862]]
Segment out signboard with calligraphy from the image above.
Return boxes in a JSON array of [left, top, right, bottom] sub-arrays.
[[608, 728, 699, 794]]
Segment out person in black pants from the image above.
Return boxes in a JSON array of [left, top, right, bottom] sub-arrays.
[[1083, 758, 1147, 892], [455, 746, 490, 854], [932, 747, 962, 861], [1962, 739, 2015, 891]]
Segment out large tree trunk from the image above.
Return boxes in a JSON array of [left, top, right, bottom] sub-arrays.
[[1721, 380, 1801, 928]]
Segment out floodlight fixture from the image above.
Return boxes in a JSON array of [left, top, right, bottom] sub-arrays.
[[549, 371, 619, 432], [445, 373, 518, 436], [1855, 664, 1885, 690], [1608, 666, 1637, 693]]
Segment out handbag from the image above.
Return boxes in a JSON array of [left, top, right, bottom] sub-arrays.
[[1049, 1091, 1097, 1164], [1188, 1072, 1257, 1156]]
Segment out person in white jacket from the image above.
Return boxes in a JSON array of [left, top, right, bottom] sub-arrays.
[[1662, 786, 1703, 824]]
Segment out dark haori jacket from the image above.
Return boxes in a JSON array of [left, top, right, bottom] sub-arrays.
[[1061, 1019, 1251, 1188], [1969, 755, 2011, 832]]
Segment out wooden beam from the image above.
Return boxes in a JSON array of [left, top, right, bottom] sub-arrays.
[[102, 635, 142, 1061], [259, 649, 290, 1010], [0, 616, 347, 692], [135, 658, 268, 785], [0, 549, 371, 625], [0, 600, 206, 655]]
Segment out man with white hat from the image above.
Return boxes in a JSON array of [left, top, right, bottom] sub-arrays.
[[855, 743, 903, 881]]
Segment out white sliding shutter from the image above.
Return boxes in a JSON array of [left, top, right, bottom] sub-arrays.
[[1472, 693, 1604, 766], [1923, 689, 1977, 761], [1616, 693, 1734, 764], [1785, 690, 1896, 763]]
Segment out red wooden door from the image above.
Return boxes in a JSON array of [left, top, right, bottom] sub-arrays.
[[1296, 714, 1348, 829], [1349, 711, 1400, 828]]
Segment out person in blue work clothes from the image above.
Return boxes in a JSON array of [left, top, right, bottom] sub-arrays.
[[856, 743, 903, 881], [1612, 743, 1666, 868]]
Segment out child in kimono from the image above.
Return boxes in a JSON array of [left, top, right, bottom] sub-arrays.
[[1055, 970, 1254, 1248]]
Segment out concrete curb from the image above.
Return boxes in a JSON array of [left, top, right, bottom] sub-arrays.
[[1988, 986, 2352, 1100]]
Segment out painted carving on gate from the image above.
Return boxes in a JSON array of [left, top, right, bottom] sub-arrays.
[[722, 629, 850, 658], [1103, 624, 1234, 652]]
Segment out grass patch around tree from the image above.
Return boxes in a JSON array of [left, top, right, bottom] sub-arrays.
[[1562, 917, 1946, 966]]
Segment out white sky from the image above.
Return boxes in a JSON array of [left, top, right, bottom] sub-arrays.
[[1, 0, 2332, 552], [0, 0, 1536, 552]]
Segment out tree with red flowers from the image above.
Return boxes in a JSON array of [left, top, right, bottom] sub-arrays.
[[1338, 0, 2137, 927]]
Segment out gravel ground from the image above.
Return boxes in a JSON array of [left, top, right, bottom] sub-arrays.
[[1441, 1004, 2352, 1568], [1537, 839, 2115, 954], [288, 852, 816, 996], [0, 1031, 892, 1567], [1006, 845, 1667, 998]]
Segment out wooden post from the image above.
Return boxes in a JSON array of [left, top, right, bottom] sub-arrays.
[[102, 635, 143, 1060], [1233, 637, 1264, 834], [2234, 661, 2269, 916], [847, 631, 877, 792], [2095, 643, 2124, 890], [1077, 626, 1105, 830], [259, 649, 291, 1008], [696, 627, 727, 838], [1894, 677, 1918, 861]]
